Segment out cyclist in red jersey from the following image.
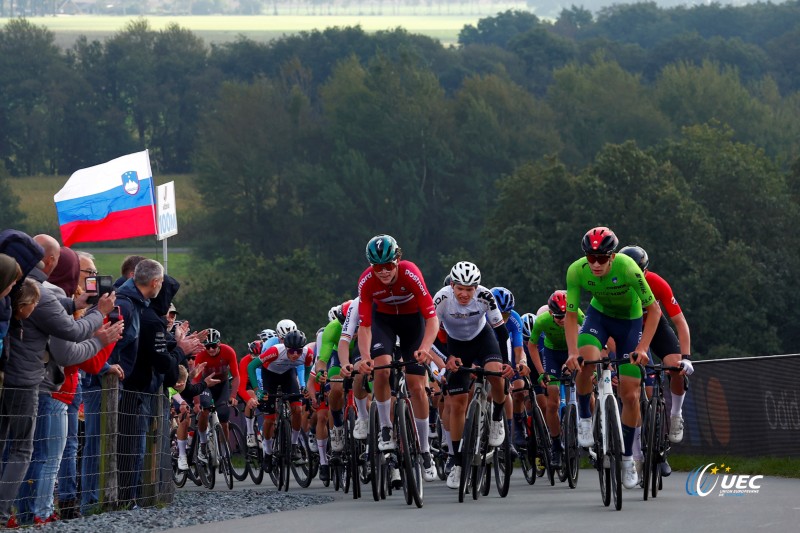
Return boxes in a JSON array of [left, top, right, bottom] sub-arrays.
[[355, 235, 441, 481], [619, 246, 694, 452], [193, 328, 240, 462], [238, 340, 263, 448]]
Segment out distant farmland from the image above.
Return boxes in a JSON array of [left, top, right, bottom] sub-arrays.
[[4, 13, 507, 48]]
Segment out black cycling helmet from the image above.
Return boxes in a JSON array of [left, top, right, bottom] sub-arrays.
[[283, 330, 306, 351], [581, 226, 618, 255], [619, 245, 650, 272], [443, 274, 452, 287]]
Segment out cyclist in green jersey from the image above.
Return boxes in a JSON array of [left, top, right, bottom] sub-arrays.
[[564, 227, 662, 490]]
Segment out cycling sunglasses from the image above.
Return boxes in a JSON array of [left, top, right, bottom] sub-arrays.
[[586, 253, 612, 265]]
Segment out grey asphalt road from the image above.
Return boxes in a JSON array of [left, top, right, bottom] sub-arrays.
[[163, 467, 800, 533]]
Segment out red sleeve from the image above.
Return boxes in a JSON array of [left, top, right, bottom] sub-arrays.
[[304, 346, 314, 367], [238, 355, 252, 399], [402, 261, 436, 319], [259, 346, 280, 368], [437, 328, 448, 344], [77, 343, 116, 374], [645, 271, 682, 317], [357, 267, 374, 327], [222, 344, 239, 377]]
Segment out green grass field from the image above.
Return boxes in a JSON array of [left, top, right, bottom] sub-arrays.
[[2, 12, 511, 48]]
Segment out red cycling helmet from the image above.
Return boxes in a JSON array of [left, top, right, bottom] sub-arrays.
[[581, 227, 619, 255], [548, 290, 567, 318]]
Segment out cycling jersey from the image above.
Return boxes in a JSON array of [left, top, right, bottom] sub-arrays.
[[258, 336, 280, 356], [644, 271, 682, 317], [317, 319, 343, 365], [432, 284, 503, 341], [339, 296, 360, 343], [193, 343, 239, 384], [532, 310, 585, 351], [238, 353, 255, 399], [357, 260, 436, 326], [566, 253, 655, 319], [504, 310, 524, 349], [247, 343, 314, 389]]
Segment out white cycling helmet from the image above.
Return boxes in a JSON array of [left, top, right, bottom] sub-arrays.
[[449, 261, 481, 287], [259, 328, 277, 341], [327, 306, 339, 323], [521, 312, 536, 338], [276, 319, 297, 337]]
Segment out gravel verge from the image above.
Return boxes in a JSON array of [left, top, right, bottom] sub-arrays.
[[41, 490, 333, 532]]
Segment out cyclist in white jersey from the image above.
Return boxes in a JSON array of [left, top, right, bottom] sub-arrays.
[[433, 262, 529, 489]]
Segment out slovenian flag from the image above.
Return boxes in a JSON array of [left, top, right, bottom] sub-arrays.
[[54, 150, 157, 247]]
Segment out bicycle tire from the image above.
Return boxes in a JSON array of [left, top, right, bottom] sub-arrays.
[[521, 414, 536, 485], [292, 431, 314, 488], [652, 400, 668, 498], [606, 396, 623, 511], [280, 417, 292, 491], [472, 406, 489, 500], [369, 401, 384, 501], [642, 396, 657, 501], [459, 400, 480, 503], [494, 411, 512, 497], [194, 429, 216, 489], [227, 423, 249, 482], [532, 404, 554, 486], [595, 400, 610, 507], [346, 408, 361, 499], [247, 433, 265, 485], [564, 404, 580, 489], [398, 400, 423, 508], [216, 424, 234, 489], [170, 428, 187, 488]]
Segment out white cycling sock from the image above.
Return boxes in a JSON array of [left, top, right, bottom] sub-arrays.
[[198, 430, 208, 444], [441, 427, 452, 453], [177, 439, 187, 457], [671, 392, 685, 417], [377, 400, 392, 429], [632, 426, 643, 461], [291, 429, 300, 445], [318, 439, 329, 465], [415, 418, 430, 453], [265, 438, 274, 455], [246, 416, 254, 435], [355, 397, 369, 420]]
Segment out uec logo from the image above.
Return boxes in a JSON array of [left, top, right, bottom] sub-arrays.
[[686, 463, 763, 497]]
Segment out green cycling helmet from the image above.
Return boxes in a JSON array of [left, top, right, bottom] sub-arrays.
[[365, 234, 400, 264]]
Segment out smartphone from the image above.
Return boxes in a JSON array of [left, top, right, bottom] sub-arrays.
[[108, 305, 122, 324], [85, 276, 98, 293]]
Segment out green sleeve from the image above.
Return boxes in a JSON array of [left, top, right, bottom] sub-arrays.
[[247, 356, 262, 393], [318, 320, 342, 364]]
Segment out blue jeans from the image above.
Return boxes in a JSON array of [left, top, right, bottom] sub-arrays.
[[79, 385, 102, 515], [16, 394, 67, 522], [57, 384, 81, 503]]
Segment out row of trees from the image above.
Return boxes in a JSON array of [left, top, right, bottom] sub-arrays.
[[3, 6, 800, 355]]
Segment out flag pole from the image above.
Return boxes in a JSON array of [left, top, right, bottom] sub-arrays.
[[162, 237, 169, 275]]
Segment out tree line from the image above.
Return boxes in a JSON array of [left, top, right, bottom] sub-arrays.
[[2, 4, 800, 356]]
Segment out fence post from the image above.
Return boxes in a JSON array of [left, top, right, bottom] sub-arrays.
[[99, 372, 119, 509]]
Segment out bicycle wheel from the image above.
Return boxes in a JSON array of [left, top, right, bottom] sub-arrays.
[[472, 407, 488, 501], [652, 400, 668, 499], [346, 408, 361, 499], [642, 397, 657, 501], [215, 425, 234, 489], [194, 430, 216, 489], [563, 404, 580, 489], [292, 431, 313, 488], [494, 412, 512, 497], [170, 428, 187, 488], [605, 396, 623, 511], [532, 404, 554, 486], [247, 433, 265, 485], [227, 423, 249, 482], [398, 400, 423, 508], [594, 402, 610, 507], [279, 417, 292, 491], [369, 401, 384, 501], [459, 400, 480, 503]]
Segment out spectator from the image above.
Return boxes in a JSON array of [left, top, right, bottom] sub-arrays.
[[114, 255, 147, 288], [0, 253, 22, 380], [0, 235, 114, 529], [16, 246, 122, 525], [114, 258, 164, 509]]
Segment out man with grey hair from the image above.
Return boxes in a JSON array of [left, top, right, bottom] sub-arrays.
[[110, 258, 164, 510]]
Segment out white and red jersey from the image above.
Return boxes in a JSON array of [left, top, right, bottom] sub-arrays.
[[357, 260, 436, 327], [257, 343, 315, 374]]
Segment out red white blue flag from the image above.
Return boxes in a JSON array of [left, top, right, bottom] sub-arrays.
[[54, 150, 156, 247]]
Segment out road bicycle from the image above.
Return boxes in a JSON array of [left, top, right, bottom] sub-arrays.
[[557, 368, 580, 489], [368, 359, 425, 508], [585, 356, 626, 511], [194, 403, 234, 490], [456, 366, 507, 502], [264, 386, 310, 492], [518, 377, 553, 486], [640, 362, 683, 500]]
